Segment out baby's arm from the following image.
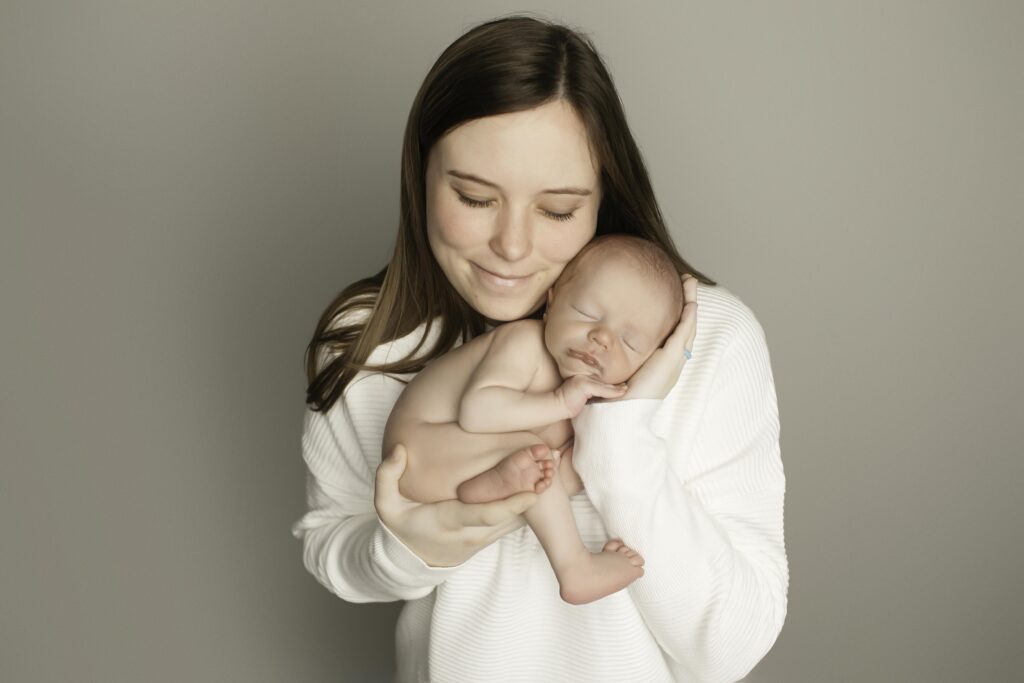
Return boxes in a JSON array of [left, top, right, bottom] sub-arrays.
[[458, 322, 626, 433], [457, 322, 567, 433]]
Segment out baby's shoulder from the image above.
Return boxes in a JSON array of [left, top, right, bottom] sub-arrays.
[[490, 318, 546, 349], [493, 317, 544, 337]]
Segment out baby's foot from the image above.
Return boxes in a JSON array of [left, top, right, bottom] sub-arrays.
[[557, 540, 646, 605], [456, 444, 555, 504]]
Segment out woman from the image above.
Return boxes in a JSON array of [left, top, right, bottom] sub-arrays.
[[292, 15, 788, 683]]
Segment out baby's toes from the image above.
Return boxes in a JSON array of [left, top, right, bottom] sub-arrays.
[[611, 542, 645, 566], [624, 549, 645, 566], [603, 539, 624, 552]]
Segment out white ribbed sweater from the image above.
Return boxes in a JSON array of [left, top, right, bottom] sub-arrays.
[[291, 282, 788, 683]]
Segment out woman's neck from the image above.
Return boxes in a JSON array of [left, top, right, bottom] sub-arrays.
[[481, 304, 545, 331]]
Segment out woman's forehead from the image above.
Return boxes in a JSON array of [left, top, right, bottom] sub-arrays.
[[433, 102, 599, 192]]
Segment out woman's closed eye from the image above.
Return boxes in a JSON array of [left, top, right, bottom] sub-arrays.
[[455, 191, 576, 222], [541, 208, 576, 222], [455, 192, 493, 209]]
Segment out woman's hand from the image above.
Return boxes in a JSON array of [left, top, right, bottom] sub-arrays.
[[374, 443, 538, 568], [620, 273, 698, 401]]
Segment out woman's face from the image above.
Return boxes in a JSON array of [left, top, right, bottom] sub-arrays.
[[424, 100, 601, 322]]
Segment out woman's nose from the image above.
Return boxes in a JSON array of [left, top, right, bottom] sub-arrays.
[[489, 207, 532, 262]]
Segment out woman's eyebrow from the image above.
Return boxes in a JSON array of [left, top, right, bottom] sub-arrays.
[[447, 169, 592, 196]]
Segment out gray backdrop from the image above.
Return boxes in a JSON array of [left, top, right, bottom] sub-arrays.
[[2, 2, 1021, 682]]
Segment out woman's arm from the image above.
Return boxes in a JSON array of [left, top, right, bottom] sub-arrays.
[[291, 375, 463, 602], [571, 314, 788, 683], [292, 369, 539, 601]]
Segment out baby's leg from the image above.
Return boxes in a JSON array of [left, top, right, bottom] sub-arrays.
[[389, 420, 553, 504], [523, 460, 645, 605]]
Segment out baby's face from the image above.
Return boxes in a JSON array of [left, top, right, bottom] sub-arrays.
[[543, 254, 676, 385]]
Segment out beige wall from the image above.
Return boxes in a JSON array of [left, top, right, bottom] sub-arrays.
[[2, 2, 1021, 681]]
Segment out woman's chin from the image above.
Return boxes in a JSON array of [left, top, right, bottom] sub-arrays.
[[474, 295, 542, 322]]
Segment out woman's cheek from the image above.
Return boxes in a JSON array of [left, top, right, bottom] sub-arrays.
[[542, 212, 597, 264], [430, 194, 481, 249]]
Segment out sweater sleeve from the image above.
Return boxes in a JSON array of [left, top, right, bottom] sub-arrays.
[[570, 316, 788, 683], [290, 373, 465, 602]]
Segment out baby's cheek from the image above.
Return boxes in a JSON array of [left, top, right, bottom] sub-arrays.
[[628, 352, 655, 377], [625, 363, 643, 382], [606, 359, 634, 385]]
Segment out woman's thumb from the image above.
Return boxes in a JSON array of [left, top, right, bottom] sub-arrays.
[[378, 444, 406, 482], [375, 444, 406, 507]]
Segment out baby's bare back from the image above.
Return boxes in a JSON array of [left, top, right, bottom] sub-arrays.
[[383, 320, 573, 502]]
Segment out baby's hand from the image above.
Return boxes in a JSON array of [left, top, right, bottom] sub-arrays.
[[556, 375, 628, 418]]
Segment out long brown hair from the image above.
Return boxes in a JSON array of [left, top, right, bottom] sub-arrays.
[[306, 14, 716, 412]]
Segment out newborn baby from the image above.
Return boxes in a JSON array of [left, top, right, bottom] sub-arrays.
[[383, 234, 684, 604]]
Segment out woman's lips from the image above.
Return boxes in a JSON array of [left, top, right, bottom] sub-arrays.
[[471, 262, 532, 290], [568, 349, 602, 371]]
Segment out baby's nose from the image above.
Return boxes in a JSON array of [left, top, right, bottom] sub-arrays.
[[588, 326, 612, 348]]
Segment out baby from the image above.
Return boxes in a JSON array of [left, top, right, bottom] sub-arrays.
[[383, 234, 684, 604]]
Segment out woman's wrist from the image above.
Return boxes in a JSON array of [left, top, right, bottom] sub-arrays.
[[375, 512, 467, 575]]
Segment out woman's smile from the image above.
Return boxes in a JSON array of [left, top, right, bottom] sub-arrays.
[[471, 262, 534, 291]]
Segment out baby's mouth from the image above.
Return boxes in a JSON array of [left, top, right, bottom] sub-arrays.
[[568, 349, 602, 371]]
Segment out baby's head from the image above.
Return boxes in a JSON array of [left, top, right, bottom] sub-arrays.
[[543, 235, 685, 385]]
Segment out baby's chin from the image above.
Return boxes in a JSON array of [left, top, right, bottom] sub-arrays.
[[561, 369, 601, 381], [555, 360, 604, 382], [562, 368, 637, 385]]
